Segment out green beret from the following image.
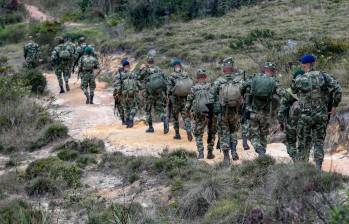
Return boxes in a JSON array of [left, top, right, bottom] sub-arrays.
[[84, 46, 93, 54]]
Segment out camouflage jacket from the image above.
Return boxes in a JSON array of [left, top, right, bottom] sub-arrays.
[[24, 41, 41, 61], [113, 71, 140, 96], [185, 81, 211, 113], [291, 70, 342, 115], [138, 65, 167, 94], [209, 71, 245, 110], [65, 41, 78, 63], [76, 43, 96, 60], [77, 55, 100, 73], [277, 88, 298, 123]]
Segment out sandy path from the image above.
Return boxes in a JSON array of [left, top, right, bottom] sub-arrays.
[[25, 4, 54, 21], [46, 71, 349, 174]]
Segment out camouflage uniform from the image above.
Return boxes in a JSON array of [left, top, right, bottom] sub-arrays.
[[278, 89, 299, 161], [51, 42, 75, 91], [65, 40, 77, 76], [209, 61, 244, 163], [167, 70, 192, 139], [24, 41, 41, 69], [185, 80, 216, 158], [113, 70, 140, 127], [114, 69, 126, 123], [78, 54, 100, 104], [291, 70, 341, 165], [139, 65, 167, 131]]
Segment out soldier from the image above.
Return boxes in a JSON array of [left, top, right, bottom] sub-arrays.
[[65, 37, 77, 76], [113, 60, 140, 128], [242, 62, 280, 157], [24, 35, 41, 69], [291, 55, 342, 170], [139, 56, 168, 134], [167, 59, 193, 141], [114, 64, 126, 125], [77, 46, 100, 104], [75, 37, 96, 68], [208, 57, 245, 165], [241, 73, 252, 151], [278, 70, 304, 162], [51, 37, 74, 93], [185, 69, 215, 159]]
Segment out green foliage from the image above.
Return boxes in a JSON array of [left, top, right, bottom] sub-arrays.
[[0, 23, 27, 46], [0, 199, 49, 224], [29, 123, 69, 151], [128, 172, 140, 184], [61, 11, 83, 22], [203, 199, 239, 224], [26, 177, 59, 196], [230, 28, 275, 50], [58, 149, 79, 161], [26, 157, 82, 189], [106, 13, 124, 27], [0, 56, 11, 76], [16, 68, 47, 94], [330, 193, 349, 224]]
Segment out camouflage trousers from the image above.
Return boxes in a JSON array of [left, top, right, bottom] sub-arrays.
[[80, 72, 96, 96], [192, 113, 217, 153], [241, 119, 250, 138], [172, 96, 191, 131], [285, 118, 298, 160], [144, 92, 166, 125], [55, 64, 71, 87], [121, 95, 138, 121], [250, 110, 270, 154], [297, 112, 327, 162], [219, 107, 240, 152], [25, 59, 39, 69]]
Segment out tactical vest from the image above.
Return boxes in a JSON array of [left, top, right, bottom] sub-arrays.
[[218, 75, 242, 108], [192, 83, 211, 114]]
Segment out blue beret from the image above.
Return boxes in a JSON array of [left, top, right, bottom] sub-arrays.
[[171, 58, 182, 66], [122, 60, 130, 66], [300, 54, 316, 64]]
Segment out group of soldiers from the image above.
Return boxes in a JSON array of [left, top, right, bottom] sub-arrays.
[[24, 35, 342, 170], [113, 55, 342, 169], [24, 35, 99, 104]]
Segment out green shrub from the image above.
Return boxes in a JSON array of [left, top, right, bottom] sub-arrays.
[[203, 199, 239, 224], [128, 172, 140, 184], [0, 200, 49, 223], [230, 28, 275, 50], [106, 13, 124, 27], [80, 138, 105, 154], [29, 123, 68, 150], [57, 149, 79, 161], [0, 23, 27, 46], [17, 68, 47, 94], [26, 156, 82, 188], [26, 177, 59, 196], [61, 11, 82, 22], [330, 193, 349, 224]]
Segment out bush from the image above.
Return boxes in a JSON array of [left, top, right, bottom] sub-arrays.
[[29, 123, 69, 151], [26, 177, 59, 196], [0, 199, 48, 223], [26, 157, 82, 189], [230, 28, 275, 50], [57, 149, 79, 161], [0, 23, 27, 46], [17, 68, 47, 94]]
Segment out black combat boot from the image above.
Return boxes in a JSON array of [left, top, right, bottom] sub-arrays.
[[90, 95, 94, 104], [85, 93, 90, 104], [65, 82, 70, 92], [121, 117, 126, 125], [223, 150, 231, 166], [257, 147, 266, 158], [59, 85, 65, 94], [187, 130, 193, 142], [127, 119, 134, 128], [207, 146, 215, 160], [197, 151, 204, 160], [163, 117, 169, 134], [242, 136, 250, 150], [146, 122, 154, 133], [230, 143, 239, 161], [173, 129, 181, 140], [315, 160, 323, 171]]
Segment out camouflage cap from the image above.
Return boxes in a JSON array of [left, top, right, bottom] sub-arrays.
[[147, 56, 154, 64], [196, 68, 207, 78], [222, 57, 234, 67], [264, 62, 276, 70], [79, 37, 86, 42], [56, 36, 64, 43]]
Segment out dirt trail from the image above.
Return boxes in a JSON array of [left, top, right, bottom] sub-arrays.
[[45, 68, 349, 175], [25, 4, 54, 21]]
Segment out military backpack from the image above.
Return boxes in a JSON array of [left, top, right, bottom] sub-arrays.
[[82, 56, 96, 71], [146, 69, 166, 94], [122, 74, 138, 97], [192, 84, 211, 114], [219, 81, 242, 107], [251, 75, 276, 99], [59, 45, 72, 61], [173, 76, 193, 97]]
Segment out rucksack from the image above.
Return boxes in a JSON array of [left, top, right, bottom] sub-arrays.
[[219, 81, 242, 107], [173, 76, 193, 97], [251, 75, 276, 99], [123, 75, 138, 96], [192, 85, 210, 113], [146, 70, 166, 94], [82, 56, 96, 71], [25, 43, 39, 58], [59, 45, 72, 61]]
